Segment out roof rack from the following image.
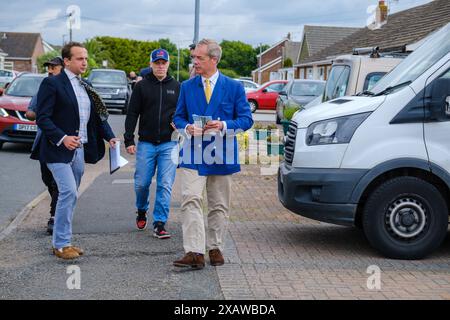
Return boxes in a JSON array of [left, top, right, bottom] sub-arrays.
[[352, 46, 380, 58]]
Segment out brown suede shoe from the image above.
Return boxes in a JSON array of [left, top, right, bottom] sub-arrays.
[[173, 252, 205, 269], [209, 249, 224, 266], [68, 246, 84, 256], [52, 246, 84, 256], [53, 247, 79, 260]]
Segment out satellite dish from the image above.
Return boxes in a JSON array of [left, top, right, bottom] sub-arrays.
[[66, 5, 81, 30]]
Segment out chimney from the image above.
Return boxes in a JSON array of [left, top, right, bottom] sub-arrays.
[[287, 32, 291, 40], [1, 33, 7, 40], [376, 1, 388, 26]]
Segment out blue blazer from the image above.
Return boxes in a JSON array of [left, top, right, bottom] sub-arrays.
[[36, 71, 115, 164], [173, 73, 253, 175]]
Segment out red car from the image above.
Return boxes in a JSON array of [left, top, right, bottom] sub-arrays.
[[0, 73, 45, 149], [246, 80, 288, 112]]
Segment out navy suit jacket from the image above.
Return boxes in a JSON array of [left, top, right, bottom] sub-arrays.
[[36, 71, 115, 164], [173, 73, 253, 175]]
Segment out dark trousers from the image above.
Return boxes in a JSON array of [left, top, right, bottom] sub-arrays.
[[40, 161, 58, 217]]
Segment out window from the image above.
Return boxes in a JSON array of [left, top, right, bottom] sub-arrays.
[[266, 82, 286, 92], [290, 82, 325, 96], [363, 72, 386, 91], [323, 65, 350, 102], [89, 71, 127, 85], [307, 68, 313, 79]]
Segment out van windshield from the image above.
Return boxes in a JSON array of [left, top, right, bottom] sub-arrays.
[[370, 23, 450, 95], [322, 65, 350, 102]]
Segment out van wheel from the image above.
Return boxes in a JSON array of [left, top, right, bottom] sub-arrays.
[[362, 176, 448, 260], [249, 100, 257, 113]]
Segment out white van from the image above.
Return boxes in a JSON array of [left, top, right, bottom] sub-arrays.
[[278, 23, 450, 259], [305, 53, 402, 109]]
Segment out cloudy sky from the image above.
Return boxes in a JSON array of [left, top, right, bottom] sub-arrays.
[[0, 0, 433, 48]]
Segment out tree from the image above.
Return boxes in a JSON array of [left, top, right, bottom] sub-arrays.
[[36, 51, 60, 73], [283, 58, 293, 68], [219, 40, 256, 77]]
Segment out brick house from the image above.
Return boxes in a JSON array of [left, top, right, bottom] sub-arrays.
[[252, 34, 301, 85], [0, 32, 45, 73]]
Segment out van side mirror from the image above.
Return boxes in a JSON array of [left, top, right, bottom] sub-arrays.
[[428, 78, 450, 119]]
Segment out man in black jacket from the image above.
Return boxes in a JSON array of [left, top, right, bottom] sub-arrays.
[[124, 48, 180, 239]]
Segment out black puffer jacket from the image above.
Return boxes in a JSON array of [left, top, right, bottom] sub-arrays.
[[124, 72, 180, 147]]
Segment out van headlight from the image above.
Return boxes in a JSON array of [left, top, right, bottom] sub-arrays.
[[0, 108, 9, 118], [306, 112, 371, 145]]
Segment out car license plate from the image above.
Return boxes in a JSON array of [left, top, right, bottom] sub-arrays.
[[15, 124, 37, 132], [101, 94, 112, 99]]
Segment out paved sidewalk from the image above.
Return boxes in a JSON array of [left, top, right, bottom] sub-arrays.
[[1, 156, 450, 299]]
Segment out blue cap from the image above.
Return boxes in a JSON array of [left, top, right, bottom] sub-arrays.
[[151, 49, 169, 62]]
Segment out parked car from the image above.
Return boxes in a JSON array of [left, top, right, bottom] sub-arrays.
[[88, 69, 131, 114], [246, 80, 288, 113], [0, 73, 45, 149], [276, 79, 325, 123], [235, 78, 259, 93], [279, 22, 450, 260], [0, 69, 17, 89]]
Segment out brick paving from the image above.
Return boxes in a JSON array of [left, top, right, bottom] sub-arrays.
[[211, 165, 450, 300]]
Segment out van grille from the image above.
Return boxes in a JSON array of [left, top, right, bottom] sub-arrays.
[[284, 121, 297, 165]]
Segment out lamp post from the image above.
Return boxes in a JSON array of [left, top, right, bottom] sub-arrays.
[[193, 0, 200, 44]]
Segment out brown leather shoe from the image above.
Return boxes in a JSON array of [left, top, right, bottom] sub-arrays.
[[209, 249, 224, 266], [173, 252, 205, 269], [53, 247, 79, 260]]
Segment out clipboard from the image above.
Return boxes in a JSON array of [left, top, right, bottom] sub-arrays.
[[109, 141, 129, 174]]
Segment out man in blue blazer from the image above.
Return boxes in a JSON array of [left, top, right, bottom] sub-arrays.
[[36, 42, 117, 260], [173, 39, 253, 269]]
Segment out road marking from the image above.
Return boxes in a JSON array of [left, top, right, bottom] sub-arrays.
[[112, 179, 134, 184], [112, 178, 155, 184]]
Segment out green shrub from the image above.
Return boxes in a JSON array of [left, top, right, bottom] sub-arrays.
[[283, 106, 301, 121]]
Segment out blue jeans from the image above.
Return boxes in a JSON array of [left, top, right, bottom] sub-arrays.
[[47, 147, 84, 249], [135, 141, 177, 225]]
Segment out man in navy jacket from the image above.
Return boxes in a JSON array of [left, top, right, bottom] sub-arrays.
[[173, 39, 253, 269], [36, 42, 117, 260]]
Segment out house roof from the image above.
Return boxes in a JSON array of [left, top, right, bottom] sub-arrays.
[[301, 25, 361, 60], [284, 41, 301, 62], [300, 0, 450, 64], [0, 32, 41, 58]]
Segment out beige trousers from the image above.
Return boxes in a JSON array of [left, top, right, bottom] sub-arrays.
[[180, 168, 232, 254]]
